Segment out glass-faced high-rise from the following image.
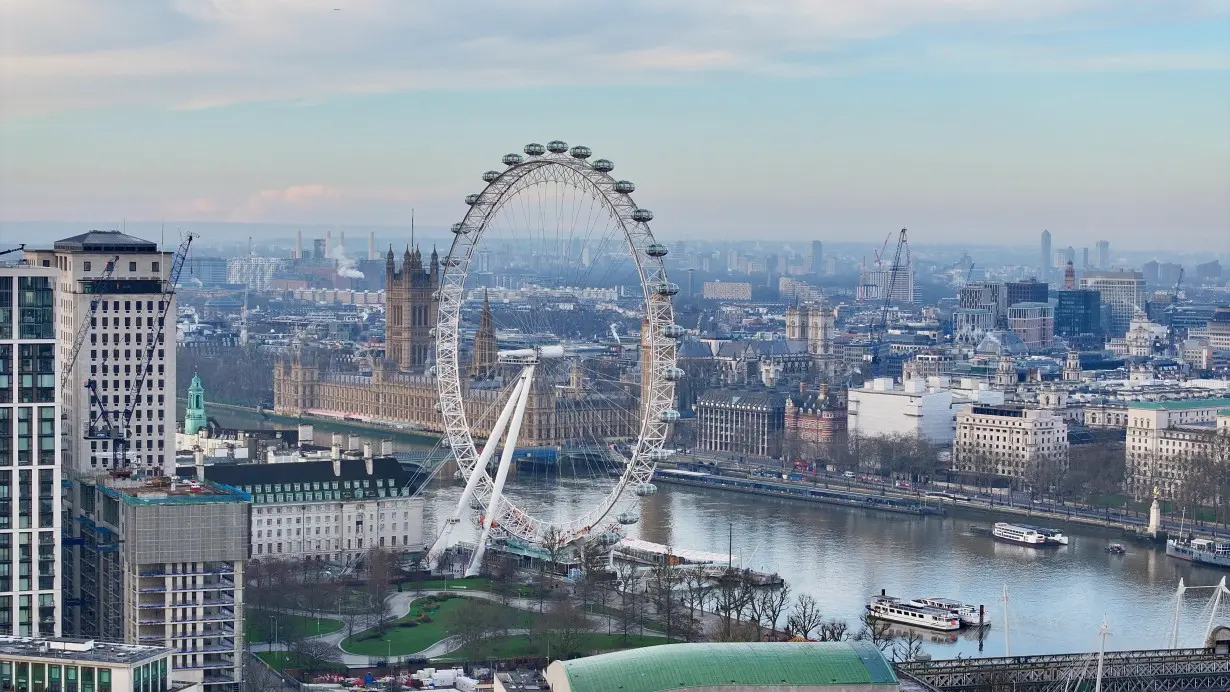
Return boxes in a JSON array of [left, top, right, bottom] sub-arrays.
[[0, 263, 61, 637]]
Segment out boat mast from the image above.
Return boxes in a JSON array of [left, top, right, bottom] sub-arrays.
[[1171, 578, 1186, 649], [1094, 617, 1110, 692], [1002, 584, 1011, 657]]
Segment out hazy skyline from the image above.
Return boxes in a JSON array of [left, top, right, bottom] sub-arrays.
[[1, 1, 1228, 249]]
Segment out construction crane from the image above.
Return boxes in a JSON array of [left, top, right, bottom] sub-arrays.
[[870, 229, 909, 376], [79, 233, 196, 470], [0, 244, 26, 257], [60, 256, 120, 393]]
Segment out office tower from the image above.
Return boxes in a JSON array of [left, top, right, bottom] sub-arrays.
[[27, 232, 176, 474], [1004, 279, 1049, 307], [1142, 261, 1159, 285], [809, 240, 823, 274], [1096, 240, 1110, 269], [1055, 289, 1102, 339], [1081, 247, 1090, 270], [1079, 271, 1146, 336], [1040, 230, 1052, 280], [0, 263, 62, 637], [1007, 302, 1055, 352], [686, 268, 696, 299]]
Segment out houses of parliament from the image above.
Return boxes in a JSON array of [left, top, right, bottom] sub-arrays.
[[273, 246, 638, 445]]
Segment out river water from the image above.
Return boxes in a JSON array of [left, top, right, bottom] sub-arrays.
[[207, 408, 1228, 658]]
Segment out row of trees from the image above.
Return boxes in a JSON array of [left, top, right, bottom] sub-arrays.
[[456, 544, 924, 662], [1145, 430, 1230, 523]]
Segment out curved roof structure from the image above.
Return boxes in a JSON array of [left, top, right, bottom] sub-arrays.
[[544, 641, 898, 692]]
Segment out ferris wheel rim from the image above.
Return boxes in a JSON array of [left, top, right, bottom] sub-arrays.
[[434, 144, 679, 547]]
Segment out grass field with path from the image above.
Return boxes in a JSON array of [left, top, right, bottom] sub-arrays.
[[341, 596, 532, 657], [247, 613, 344, 642]]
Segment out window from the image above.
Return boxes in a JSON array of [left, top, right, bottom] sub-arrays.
[[128, 262, 136, 272], [151, 262, 160, 272], [83, 261, 92, 272]]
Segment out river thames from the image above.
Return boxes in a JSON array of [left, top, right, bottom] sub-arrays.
[[204, 409, 1229, 659]]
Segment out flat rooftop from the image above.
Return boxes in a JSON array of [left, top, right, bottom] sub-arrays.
[[99, 476, 250, 506], [0, 637, 171, 665]]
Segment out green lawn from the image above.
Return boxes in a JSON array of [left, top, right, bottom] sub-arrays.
[[403, 577, 492, 592], [255, 651, 345, 673], [341, 596, 532, 657], [402, 577, 546, 599], [437, 633, 669, 662], [247, 613, 344, 642]]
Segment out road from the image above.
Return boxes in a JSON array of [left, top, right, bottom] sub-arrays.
[[678, 452, 1230, 541]]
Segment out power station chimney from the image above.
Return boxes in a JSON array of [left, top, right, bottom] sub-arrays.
[[295, 230, 303, 259], [339, 230, 346, 252], [326, 231, 333, 256], [368, 231, 376, 260]]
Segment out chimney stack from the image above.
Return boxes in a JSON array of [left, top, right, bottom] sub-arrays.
[[381, 439, 393, 456], [340, 230, 346, 252], [295, 230, 303, 259], [194, 447, 205, 480], [368, 231, 376, 260], [332, 442, 342, 476], [363, 442, 374, 475], [331, 432, 343, 448], [348, 434, 361, 452], [298, 423, 314, 446], [326, 231, 333, 256]]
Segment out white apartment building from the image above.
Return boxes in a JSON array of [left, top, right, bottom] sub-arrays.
[[702, 281, 752, 301], [204, 452, 426, 565], [952, 404, 1069, 485], [0, 264, 62, 638], [28, 232, 176, 475], [1079, 271, 1146, 336], [1125, 398, 1230, 500], [225, 256, 284, 292], [857, 267, 917, 303], [847, 378, 955, 444]]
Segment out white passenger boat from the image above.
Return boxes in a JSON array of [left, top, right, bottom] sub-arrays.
[[910, 597, 991, 627], [867, 596, 960, 631], [992, 522, 1049, 546]]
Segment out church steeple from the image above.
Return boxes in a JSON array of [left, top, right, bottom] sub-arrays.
[[184, 373, 208, 435]]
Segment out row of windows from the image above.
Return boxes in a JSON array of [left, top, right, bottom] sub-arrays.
[[255, 534, 412, 555], [80, 260, 161, 275]]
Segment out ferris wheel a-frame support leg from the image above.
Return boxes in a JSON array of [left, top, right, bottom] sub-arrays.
[[466, 364, 536, 577], [425, 375, 528, 571]]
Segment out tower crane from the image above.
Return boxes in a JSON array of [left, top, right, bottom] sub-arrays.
[[870, 229, 909, 376], [61, 256, 120, 393], [0, 244, 26, 257]]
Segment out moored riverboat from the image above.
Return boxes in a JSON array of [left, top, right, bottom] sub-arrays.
[[867, 595, 960, 631]]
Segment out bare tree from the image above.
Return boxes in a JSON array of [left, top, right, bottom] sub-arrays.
[[817, 620, 850, 641], [856, 610, 893, 651], [756, 584, 791, 640], [648, 552, 685, 641], [892, 630, 926, 662], [681, 568, 709, 642], [537, 600, 594, 659], [364, 548, 397, 635], [446, 598, 495, 654], [612, 562, 642, 644], [287, 638, 341, 675], [709, 569, 758, 642], [786, 593, 825, 640]]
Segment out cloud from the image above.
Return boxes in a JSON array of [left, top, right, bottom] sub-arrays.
[[1, 0, 1226, 117], [165, 183, 454, 223]]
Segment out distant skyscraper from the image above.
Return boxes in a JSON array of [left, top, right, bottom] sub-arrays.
[[1040, 230, 1052, 280], [1096, 240, 1110, 269], [1081, 247, 1090, 270], [809, 240, 823, 274], [1080, 271, 1146, 336]]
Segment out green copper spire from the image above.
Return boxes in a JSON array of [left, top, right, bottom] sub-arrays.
[[184, 373, 208, 435]]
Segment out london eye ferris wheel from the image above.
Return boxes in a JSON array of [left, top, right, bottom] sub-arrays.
[[425, 141, 684, 574]]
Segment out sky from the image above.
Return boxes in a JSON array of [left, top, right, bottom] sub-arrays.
[[1, 0, 1228, 250]]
